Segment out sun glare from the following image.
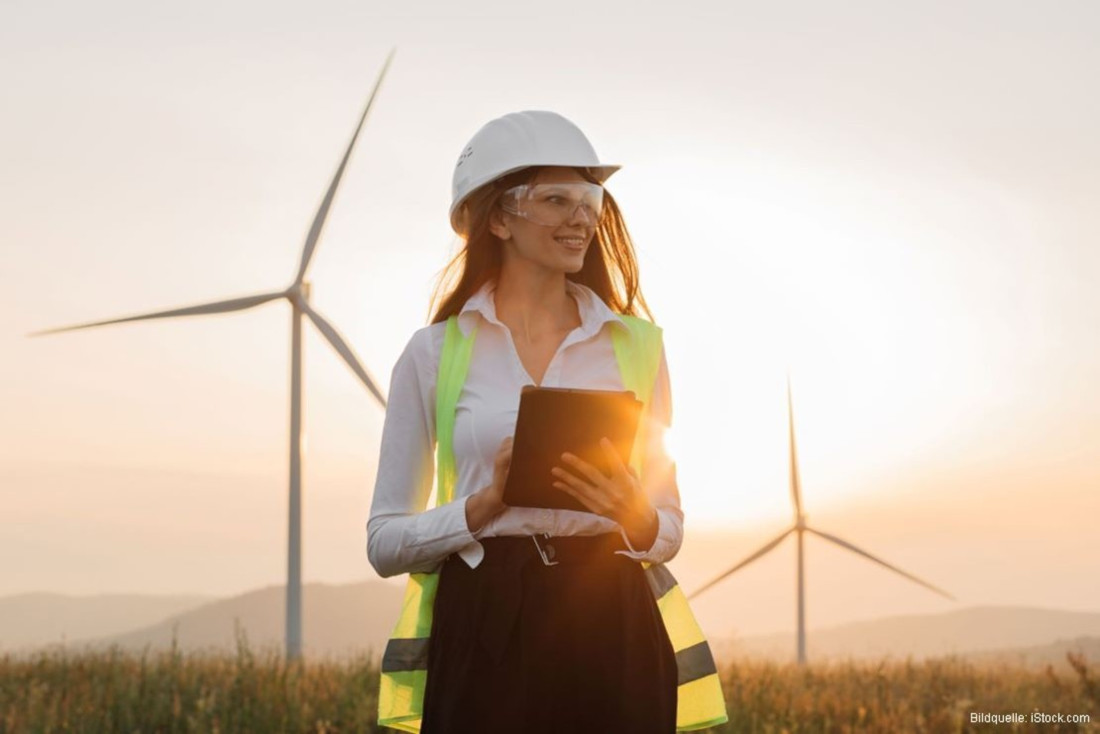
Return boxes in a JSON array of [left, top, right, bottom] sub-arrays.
[[662, 423, 679, 464], [612, 151, 981, 529]]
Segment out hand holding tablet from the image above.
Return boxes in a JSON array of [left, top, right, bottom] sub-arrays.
[[502, 386, 643, 513]]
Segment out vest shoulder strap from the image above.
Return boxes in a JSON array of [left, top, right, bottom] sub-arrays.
[[434, 316, 477, 506], [611, 314, 663, 407]]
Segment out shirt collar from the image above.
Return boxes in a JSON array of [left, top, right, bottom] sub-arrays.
[[457, 278, 628, 338]]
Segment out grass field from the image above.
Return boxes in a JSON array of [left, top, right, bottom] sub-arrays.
[[2, 631, 1097, 733]]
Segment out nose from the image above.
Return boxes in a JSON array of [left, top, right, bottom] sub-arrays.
[[567, 203, 595, 226]]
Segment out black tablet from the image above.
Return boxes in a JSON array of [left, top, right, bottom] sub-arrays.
[[503, 386, 644, 512]]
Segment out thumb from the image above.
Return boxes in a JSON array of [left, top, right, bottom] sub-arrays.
[[496, 439, 513, 466]]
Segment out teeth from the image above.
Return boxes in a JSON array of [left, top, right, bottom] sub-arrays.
[[556, 238, 584, 245]]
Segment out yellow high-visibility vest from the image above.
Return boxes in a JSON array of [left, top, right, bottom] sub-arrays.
[[377, 313, 728, 732]]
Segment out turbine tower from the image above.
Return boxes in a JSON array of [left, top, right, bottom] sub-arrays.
[[27, 48, 397, 661], [687, 373, 955, 665]]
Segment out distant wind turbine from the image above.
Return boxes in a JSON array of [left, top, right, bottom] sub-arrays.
[[687, 374, 955, 665], [27, 48, 397, 661]]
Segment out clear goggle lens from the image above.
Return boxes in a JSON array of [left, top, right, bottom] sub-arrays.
[[500, 182, 605, 227]]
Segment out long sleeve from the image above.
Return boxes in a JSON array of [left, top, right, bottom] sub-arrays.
[[615, 344, 685, 564], [366, 327, 479, 578]]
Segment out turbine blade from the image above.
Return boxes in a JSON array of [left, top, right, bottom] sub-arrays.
[[302, 302, 387, 408], [27, 291, 286, 337], [787, 372, 804, 519], [686, 526, 794, 601], [295, 47, 396, 285], [805, 526, 956, 601]]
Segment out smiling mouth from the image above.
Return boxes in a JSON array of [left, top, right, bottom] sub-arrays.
[[555, 236, 586, 248]]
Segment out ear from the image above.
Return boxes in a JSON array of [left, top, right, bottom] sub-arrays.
[[488, 208, 512, 241]]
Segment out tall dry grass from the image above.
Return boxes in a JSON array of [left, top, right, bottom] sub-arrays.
[[0, 627, 377, 733], [1, 629, 1097, 732], [705, 651, 1098, 733]]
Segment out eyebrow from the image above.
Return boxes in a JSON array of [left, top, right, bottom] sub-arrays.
[[538, 183, 586, 192]]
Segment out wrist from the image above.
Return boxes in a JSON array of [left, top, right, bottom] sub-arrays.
[[465, 487, 505, 534], [623, 505, 659, 552], [480, 486, 507, 518]]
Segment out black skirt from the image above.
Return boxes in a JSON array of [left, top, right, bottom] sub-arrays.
[[420, 533, 678, 734]]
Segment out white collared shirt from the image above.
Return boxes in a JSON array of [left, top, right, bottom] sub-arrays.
[[366, 278, 683, 577]]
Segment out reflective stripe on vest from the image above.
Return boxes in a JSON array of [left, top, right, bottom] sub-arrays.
[[377, 314, 728, 732]]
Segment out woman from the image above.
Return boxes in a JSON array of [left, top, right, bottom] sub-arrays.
[[368, 111, 725, 733]]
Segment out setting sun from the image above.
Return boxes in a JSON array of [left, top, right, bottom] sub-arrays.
[[661, 422, 679, 465]]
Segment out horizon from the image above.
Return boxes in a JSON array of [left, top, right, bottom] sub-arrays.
[[8, 576, 1100, 651]]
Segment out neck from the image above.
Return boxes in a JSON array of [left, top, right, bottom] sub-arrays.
[[493, 258, 578, 346]]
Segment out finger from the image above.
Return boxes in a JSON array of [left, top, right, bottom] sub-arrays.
[[552, 480, 604, 516], [551, 465, 593, 496], [559, 452, 609, 487], [599, 437, 631, 482], [551, 467, 617, 516], [494, 446, 512, 478]]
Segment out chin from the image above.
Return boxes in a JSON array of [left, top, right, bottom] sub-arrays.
[[563, 257, 586, 274]]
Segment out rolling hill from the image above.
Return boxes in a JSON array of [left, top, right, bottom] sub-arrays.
[[5, 583, 1098, 673]]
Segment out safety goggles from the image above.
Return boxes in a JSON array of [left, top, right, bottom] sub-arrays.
[[499, 182, 605, 227]]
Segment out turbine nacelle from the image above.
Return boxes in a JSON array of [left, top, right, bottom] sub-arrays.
[[285, 282, 312, 310]]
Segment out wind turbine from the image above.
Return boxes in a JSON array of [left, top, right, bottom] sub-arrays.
[[27, 48, 397, 661], [687, 374, 955, 665]]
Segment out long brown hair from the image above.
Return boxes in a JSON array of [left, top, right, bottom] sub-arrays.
[[428, 166, 654, 325]]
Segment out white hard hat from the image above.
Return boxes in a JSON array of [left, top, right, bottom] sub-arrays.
[[449, 110, 620, 234]]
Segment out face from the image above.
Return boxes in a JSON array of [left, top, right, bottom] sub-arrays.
[[490, 166, 599, 275]]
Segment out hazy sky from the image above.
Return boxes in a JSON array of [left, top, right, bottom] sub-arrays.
[[2, 0, 1098, 637]]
